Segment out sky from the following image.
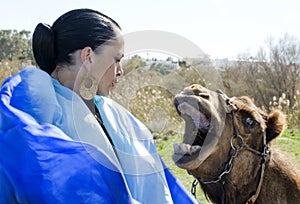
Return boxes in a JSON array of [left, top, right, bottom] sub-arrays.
[[1, 0, 300, 59]]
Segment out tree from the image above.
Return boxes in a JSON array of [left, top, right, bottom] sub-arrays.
[[150, 63, 172, 75], [257, 34, 300, 109], [229, 34, 300, 112], [0, 29, 33, 61], [122, 55, 146, 74]]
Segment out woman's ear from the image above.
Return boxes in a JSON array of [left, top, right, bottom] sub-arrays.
[[80, 47, 93, 67]]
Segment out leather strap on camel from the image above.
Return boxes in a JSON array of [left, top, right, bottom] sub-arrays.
[[190, 90, 270, 204]]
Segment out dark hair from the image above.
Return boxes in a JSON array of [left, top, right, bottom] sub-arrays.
[[32, 8, 121, 74]]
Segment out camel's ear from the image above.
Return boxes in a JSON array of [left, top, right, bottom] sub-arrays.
[[266, 110, 287, 143]]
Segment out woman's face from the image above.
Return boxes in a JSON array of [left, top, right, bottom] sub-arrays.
[[89, 33, 124, 96]]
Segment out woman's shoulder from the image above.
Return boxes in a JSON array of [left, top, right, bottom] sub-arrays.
[[2, 67, 54, 96], [1, 67, 61, 123], [19, 67, 51, 81], [2, 67, 50, 87]]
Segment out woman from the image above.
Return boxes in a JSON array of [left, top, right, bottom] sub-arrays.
[[0, 9, 198, 203]]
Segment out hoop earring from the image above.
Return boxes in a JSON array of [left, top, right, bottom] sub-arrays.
[[79, 76, 98, 100]]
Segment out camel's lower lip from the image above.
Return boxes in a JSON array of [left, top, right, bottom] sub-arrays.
[[172, 143, 202, 167]]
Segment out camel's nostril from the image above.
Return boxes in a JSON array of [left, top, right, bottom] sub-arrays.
[[193, 89, 210, 100], [199, 93, 209, 100]]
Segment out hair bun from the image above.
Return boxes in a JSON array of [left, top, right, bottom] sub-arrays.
[[40, 23, 53, 32], [32, 23, 57, 74]]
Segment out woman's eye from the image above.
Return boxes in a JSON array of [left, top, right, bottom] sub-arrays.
[[244, 117, 256, 128]]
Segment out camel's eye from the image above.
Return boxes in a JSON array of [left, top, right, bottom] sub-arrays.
[[244, 117, 256, 128]]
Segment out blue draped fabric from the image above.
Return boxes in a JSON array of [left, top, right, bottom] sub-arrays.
[[0, 68, 198, 204], [0, 68, 136, 204], [95, 96, 198, 204]]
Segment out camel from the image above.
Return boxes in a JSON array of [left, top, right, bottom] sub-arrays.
[[172, 84, 300, 204]]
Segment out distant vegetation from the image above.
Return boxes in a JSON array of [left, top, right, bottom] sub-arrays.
[[113, 34, 300, 132], [0, 30, 34, 83], [1, 30, 300, 129]]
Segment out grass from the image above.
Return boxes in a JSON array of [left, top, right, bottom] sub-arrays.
[[157, 129, 300, 204], [272, 129, 300, 171], [156, 132, 211, 203]]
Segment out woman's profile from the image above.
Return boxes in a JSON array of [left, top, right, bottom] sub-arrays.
[[0, 8, 198, 204]]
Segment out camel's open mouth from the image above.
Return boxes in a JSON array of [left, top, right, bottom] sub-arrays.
[[173, 101, 211, 168]]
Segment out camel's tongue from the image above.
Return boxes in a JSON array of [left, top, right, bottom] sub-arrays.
[[178, 102, 209, 128], [173, 143, 202, 155]]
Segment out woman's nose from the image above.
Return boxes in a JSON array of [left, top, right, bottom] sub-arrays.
[[116, 63, 124, 76]]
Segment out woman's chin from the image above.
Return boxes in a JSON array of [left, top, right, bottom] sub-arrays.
[[97, 90, 109, 96]]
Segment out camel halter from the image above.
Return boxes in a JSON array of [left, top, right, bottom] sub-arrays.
[[190, 90, 270, 204]]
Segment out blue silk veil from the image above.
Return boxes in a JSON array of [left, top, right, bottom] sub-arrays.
[[94, 96, 198, 204], [0, 68, 198, 204]]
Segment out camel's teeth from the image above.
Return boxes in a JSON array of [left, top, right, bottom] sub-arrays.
[[174, 143, 190, 154], [173, 143, 201, 155], [190, 145, 202, 154], [180, 143, 190, 151]]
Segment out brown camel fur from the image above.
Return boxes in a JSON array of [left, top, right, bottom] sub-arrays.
[[173, 84, 300, 204]]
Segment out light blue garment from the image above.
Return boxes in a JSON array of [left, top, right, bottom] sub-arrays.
[[0, 68, 198, 204], [0, 68, 137, 204], [94, 96, 198, 204]]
